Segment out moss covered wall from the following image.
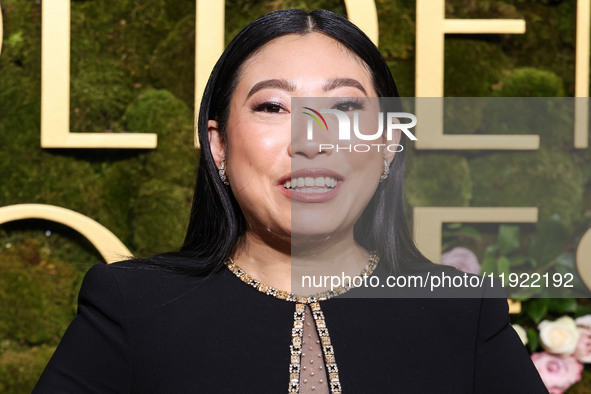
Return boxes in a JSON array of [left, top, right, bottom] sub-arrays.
[[0, 0, 590, 392]]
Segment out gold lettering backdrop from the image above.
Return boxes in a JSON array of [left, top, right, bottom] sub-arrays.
[[5, 6, 591, 394], [0, 1, 590, 303]]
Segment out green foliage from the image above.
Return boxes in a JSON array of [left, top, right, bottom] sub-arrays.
[[405, 153, 472, 206], [570, 369, 591, 394], [547, 298, 578, 314], [442, 98, 486, 136], [501, 1, 576, 96], [0, 152, 101, 217], [0, 240, 81, 345], [525, 298, 548, 324], [0, 224, 102, 272], [123, 88, 190, 134], [526, 329, 539, 353], [123, 88, 197, 186], [446, 0, 575, 95], [132, 179, 192, 256], [476, 225, 528, 281], [377, 0, 415, 61], [96, 159, 145, 247], [483, 96, 573, 149], [0, 345, 57, 394], [70, 57, 134, 133], [528, 217, 570, 267], [498, 225, 520, 255], [150, 15, 196, 107], [469, 149, 584, 228], [66, 0, 195, 132], [445, 39, 510, 97], [493, 67, 565, 97], [376, 0, 417, 96]]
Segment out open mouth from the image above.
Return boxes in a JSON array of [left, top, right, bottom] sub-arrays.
[[282, 176, 338, 194], [278, 169, 343, 202]]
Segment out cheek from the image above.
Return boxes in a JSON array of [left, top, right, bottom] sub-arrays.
[[344, 145, 384, 177], [226, 124, 288, 184]]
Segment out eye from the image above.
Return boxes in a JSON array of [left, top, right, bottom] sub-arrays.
[[252, 102, 287, 113], [333, 100, 365, 112]]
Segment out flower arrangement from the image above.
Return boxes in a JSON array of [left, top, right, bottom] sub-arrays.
[[441, 219, 591, 393], [510, 316, 591, 393]]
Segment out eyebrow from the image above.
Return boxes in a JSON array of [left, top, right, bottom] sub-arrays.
[[246, 79, 296, 100], [245, 77, 368, 100], [322, 78, 368, 96]]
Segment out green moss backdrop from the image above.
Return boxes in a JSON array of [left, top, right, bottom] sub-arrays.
[[0, 0, 590, 392]]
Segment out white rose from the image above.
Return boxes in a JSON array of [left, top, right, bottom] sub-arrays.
[[512, 324, 528, 346], [538, 316, 580, 356]]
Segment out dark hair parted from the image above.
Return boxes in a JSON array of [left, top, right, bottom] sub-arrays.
[[127, 8, 434, 275]]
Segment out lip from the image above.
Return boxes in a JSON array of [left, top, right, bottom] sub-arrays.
[[278, 168, 344, 184], [277, 168, 344, 203]]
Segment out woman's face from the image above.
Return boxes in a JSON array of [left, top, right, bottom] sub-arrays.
[[209, 32, 397, 244]]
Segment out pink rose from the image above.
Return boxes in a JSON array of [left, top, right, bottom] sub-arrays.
[[531, 352, 583, 394], [574, 315, 591, 363], [440, 247, 481, 275]]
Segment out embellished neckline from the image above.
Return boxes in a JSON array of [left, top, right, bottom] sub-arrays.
[[225, 251, 379, 303]]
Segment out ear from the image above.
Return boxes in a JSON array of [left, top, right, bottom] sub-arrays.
[[208, 120, 226, 167]]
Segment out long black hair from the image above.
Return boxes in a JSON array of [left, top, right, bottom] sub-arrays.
[[127, 8, 434, 275]]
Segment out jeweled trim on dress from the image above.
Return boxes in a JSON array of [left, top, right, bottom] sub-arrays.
[[225, 252, 379, 304], [225, 252, 379, 394]]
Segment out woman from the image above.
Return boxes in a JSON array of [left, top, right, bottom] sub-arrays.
[[33, 9, 547, 393]]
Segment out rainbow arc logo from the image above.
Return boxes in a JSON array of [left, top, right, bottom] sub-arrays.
[[302, 107, 328, 131]]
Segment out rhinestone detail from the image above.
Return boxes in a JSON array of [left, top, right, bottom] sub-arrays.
[[225, 251, 379, 304], [225, 252, 379, 394]]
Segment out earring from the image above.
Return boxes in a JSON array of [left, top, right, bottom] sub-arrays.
[[379, 157, 390, 182], [218, 160, 230, 185]]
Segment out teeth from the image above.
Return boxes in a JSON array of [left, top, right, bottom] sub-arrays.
[[297, 188, 329, 194], [283, 176, 338, 190]]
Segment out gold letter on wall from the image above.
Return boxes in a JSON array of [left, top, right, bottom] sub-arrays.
[[41, 0, 157, 149], [575, 0, 590, 149], [576, 227, 591, 290], [194, 0, 225, 148], [343, 0, 378, 46], [414, 0, 537, 150], [0, 204, 132, 264]]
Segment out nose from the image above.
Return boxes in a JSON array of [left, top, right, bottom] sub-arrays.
[[289, 109, 333, 159]]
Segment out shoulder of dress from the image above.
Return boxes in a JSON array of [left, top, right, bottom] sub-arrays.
[[88, 257, 228, 316]]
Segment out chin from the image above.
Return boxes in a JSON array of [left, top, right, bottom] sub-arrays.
[[290, 224, 345, 242]]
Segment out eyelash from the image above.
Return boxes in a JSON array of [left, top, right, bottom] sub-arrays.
[[251, 99, 365, 113], [251, 102, 287, 113], [333, 99, 366, 111]]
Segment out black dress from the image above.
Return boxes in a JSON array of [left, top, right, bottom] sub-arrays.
[[32, 256, 548, 393]]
